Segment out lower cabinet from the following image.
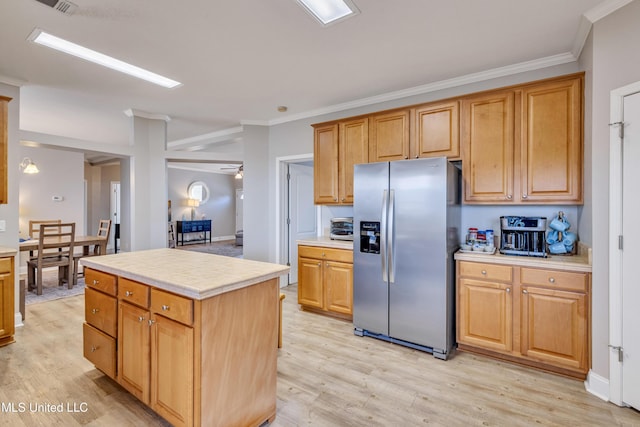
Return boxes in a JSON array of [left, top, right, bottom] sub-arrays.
[[83, 267, 279, 427], [456, 260, 590, 379], [298, 245, 353, 318], [0, 256, 15, 347]]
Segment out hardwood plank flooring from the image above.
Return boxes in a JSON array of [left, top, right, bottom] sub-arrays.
[[1, 286, 638, 426]]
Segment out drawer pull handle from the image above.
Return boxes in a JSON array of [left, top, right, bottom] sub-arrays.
[[506, 288, 511, 293], [148, 319, 156, 326], [92, 280, 99, 285], [523, 289, 528, 294], [506, 195, 512, 200], [91, 308, 99, 314], [481, 270, 487, 275], [317, 262, 321, 267], [138, 316, 145, 322], [125, 291, 133, 296], [549, 277, 555, 283], [91, 345, 98, 352], [162, 305, 170, 311]]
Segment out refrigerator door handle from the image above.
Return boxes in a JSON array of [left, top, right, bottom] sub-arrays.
[[381, 189, 388, 282], [388, 189, 395, 284]]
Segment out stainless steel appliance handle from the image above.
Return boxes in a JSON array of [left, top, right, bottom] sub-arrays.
[[388, 189, 395, 284], [381, 189, 388, 282]]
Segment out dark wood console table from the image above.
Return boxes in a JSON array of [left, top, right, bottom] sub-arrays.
[[176, 220, 212, 246]]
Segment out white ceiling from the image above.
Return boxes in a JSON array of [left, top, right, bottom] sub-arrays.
[[0, 0, 626, 165]]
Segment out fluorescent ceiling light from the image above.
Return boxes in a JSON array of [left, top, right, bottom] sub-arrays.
[[27, 28, 181, 89], [295, 0, 359, 26]]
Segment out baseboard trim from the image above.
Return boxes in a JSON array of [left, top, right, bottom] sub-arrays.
[[585, 370, 610, 401], [212, 235, 235, 242]]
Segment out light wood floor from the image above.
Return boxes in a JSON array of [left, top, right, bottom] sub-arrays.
[[1, 286, 639, 426]]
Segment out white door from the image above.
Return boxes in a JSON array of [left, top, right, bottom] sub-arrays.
[[236, 189, 244, 232], [110, 182, 121, 253], [288, 163, 316, 283], [621, 91, 640, 410]]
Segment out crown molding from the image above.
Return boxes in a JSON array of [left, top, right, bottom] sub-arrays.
[[0, 74, 26, 87], [167, 126, 244, 148], [584, 0, 633, 22], [123, 108, 171, 122]]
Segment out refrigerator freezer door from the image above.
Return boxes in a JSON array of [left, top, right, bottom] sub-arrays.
[[388, 158, 449, 351], [353, 162, 390, 336]]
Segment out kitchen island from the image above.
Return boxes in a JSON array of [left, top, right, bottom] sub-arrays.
[[81, 248, 289, 427]]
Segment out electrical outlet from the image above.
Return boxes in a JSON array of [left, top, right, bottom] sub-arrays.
[[0, 220, 5, 232]]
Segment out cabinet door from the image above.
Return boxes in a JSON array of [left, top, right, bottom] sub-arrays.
[[369, 110, 410, 162], [150, 314, 194, 427], [0, 258, 14, 343], [520, 286, 588, 372], [339, 118, 368, 204], [297, 257, 324, 308], [118, 301, 150, 404], [325, 260, 353, 315], [457, 278, 512, 353], [313, 124, 339, 204], [461, 91, 515, 203], [412, 101, 459, 159], [520, 77, 583, 203]]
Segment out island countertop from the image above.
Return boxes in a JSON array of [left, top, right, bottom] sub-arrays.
[[80, 248, 290, 300]]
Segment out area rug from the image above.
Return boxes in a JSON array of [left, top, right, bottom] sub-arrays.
[[25, 273, 85, 305], [176, 239, 243, 258]]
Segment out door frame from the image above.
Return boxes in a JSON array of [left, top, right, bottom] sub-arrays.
[[608, 80, 640, 406], [274, 153, 314, 279]]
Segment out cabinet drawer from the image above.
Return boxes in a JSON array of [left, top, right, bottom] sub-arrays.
[[85, 288, 117, 337], [0, 257, 12, 274], [151, 289, 193, 326], [458, 261, 512, 282], [298, 245, 353, 263], [83, 323, 116, 379], [118, 278, 150, 308], [85, 268, 117, 296], [520, 268, 588, 292]]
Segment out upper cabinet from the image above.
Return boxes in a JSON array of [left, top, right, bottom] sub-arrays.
[[520, 77, 583, 203], [312, 73, 584, 206], [461, 74, 583, 204], [1, 96, 11, 205], [368, 109, 410, 162], [314, 118, 368, 205], [412, 100, 460, 159]]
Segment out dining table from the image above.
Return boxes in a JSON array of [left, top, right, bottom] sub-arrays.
[[19, 234, 108, 256]]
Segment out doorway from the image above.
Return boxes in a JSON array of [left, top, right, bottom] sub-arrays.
[[275, 154, 317, 285], [110, 181, 121, 253], [236, 189, 244, 233], [609, 81, 640, 410]]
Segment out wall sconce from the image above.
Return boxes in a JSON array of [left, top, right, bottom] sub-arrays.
[[19, 157, 39, 174], [186, 198, 199, 220], [235, 165, 243, 179]]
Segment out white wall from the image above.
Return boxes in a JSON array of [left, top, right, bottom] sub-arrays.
[[589, 0, 640, 380]]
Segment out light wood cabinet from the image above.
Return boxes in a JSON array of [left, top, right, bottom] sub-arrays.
[[298, 245, 353, 318], [84, 266, 279, 427], [520, 77, 583, 203], [368, 109, 410, 162], [461, 91, 515, 203], [313, 119, 368, 204], [461, 74, 583, 204], [456, 260, 590, 379], [412, 100, 460, 159], [0, 96, 11, 205], [0, 256, 15, 347]]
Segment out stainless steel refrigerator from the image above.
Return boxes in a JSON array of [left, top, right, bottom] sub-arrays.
[[353, 157, 460, 360]]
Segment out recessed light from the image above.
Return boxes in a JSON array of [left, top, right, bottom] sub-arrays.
[[27, 28, 182, 89], [295, 0, 359, 26]]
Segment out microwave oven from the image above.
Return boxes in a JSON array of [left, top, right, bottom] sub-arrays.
[[330, 217, 354, 241]]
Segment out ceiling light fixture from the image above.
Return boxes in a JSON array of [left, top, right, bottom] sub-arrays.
[[19, 157, 40, 174], [295, 0, 359, 26], [27, 28, 182, 89]]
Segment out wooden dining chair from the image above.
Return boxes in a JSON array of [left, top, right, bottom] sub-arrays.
[[27, 222, 76, 295], [27, 219, 61, 257], [73, 219, 112, 285]]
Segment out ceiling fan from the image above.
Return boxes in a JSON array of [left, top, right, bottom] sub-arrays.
[[220, 164, 243, 179]]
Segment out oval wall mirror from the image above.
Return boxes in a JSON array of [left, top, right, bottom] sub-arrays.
[[188, 181, 209, 204]]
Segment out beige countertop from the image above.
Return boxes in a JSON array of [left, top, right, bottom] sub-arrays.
[[0, 247, 17, 257], [454, 249, 592, 273], [297, 236, 353, 250], [80, 248, 290, 300]]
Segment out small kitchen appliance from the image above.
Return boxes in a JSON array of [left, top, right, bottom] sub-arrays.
[[499, 216, 547, 257], [330, 217, 354, 240]]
